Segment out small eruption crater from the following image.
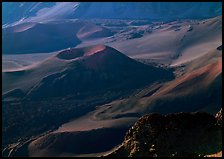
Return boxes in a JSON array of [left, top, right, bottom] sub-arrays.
[[56, 45, 107, 60], [56, 48, 84, 60]]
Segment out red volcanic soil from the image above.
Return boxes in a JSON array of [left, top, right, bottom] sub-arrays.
[[160, 59, 222, 95], [84, 45, 106, 56], [82, 45, 133, 71]]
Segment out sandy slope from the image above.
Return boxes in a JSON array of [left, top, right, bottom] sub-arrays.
[[55, 111, 137, 133], [108, 16, 222, 66], [2, 52, 57, 71]]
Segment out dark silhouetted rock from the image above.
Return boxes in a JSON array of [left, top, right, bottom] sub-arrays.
[[106, 111, 222, 157], [215, 108, 222, 126], [217, 45, 222, 51]]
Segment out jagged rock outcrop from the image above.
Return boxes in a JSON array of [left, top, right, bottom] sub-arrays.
[[215, 108, 222, 126], [105, 110, 222, 157], [217, 45, 222, 51]]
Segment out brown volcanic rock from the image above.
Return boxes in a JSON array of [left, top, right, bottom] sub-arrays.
[[217, 45, 222, 51], [215, 108, 222, 126], [106, 111, 222, 157]]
